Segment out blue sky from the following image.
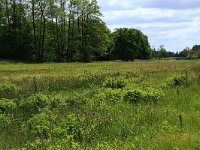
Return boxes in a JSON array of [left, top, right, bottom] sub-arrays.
[[98, 0, 200, 52]]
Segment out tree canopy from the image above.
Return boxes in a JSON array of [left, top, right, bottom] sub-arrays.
[[0, 0, 114, 62], [111, 28, 151, 60], [0, 0, 156, 62]]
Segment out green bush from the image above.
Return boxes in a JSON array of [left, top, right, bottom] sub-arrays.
[[26, 113, 84, 149], [124, 88, 162, 104], [0, 99, 16, 132], [19, 93, 49, 116], [27, 112, 50, 139], [0, 98, 16, 114], [0, 114, 12, 129], [105, 89, 123, 103], [0, 83, 19, 92], [166, 75, 189, 87], [143, 88, 163, 103], [124, 89, 144, 103], [0, 83, 20, 98], [103, 77, 126, 89], [96, 89, 123, 104]]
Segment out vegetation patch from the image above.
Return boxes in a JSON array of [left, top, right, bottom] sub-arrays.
[[103, 77, 127, 89], [0, 61, 200, 149], [166, 75, 189, 87], [0, 83, 20, 94], [124, 88, 163, 104]]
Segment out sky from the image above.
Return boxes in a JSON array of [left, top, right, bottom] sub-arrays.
[[98, 0, 200, 52]]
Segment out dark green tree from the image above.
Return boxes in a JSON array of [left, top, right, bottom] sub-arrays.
[[157, 45, 168, 58], [112, 28, 151, 60], [188, 45, 200, 58]]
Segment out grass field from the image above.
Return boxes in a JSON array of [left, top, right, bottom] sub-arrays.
[[0, 60, 200, 149]]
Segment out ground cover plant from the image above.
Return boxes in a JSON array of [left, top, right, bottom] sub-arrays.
[[0, 60, 200, 149]]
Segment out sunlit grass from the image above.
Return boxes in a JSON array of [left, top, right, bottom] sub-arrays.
[[0, 60, 200, 149]]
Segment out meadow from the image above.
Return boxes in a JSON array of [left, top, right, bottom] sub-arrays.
[[0, 60, 200, 149]]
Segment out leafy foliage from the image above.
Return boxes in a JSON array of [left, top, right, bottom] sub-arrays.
[[0, 60, 200, 149], [0, 98, 16, 113], [166, 75, 189, 87], [124, 88, 163, 104], [103, 77, 127, 89], [0, 0, 112, 62], [112, 28, 151, 60], [0, 83, 20, 93], [19, 93, 49, 116]]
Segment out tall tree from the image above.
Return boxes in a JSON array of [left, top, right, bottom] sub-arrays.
[[0, 0, 115, 62], [112, 28, 151, 60]]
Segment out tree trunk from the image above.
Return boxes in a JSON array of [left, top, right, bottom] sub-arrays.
[[5, 0, 11, 29], [31, 0, 37, 62]]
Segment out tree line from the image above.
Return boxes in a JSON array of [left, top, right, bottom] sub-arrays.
[[1, 0, 198, 63], [152, 45, 200, 59], [0, 0, 152, 62]]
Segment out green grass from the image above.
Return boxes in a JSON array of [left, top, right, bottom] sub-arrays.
[[0, 60, 200, 149]]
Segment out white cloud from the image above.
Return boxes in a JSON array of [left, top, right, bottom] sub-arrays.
[[98, 0, 200, 51], [103, 8, 200, 21], [99, 0, 200, 9]]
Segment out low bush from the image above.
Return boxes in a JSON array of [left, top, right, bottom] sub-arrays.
[[0, 83, 20, 98], [27, 112, 51, 140], [0, 114, 12, 129], [0, 98, 17, 114], [0, 83, 20, 93], [103, 77, 127, 89], [124, 88, 162, 104], [26, 113, 84, 149], [94, 88, 124, 104], [124, 89, 144, 103], [166, 75, 189, 87], [19, 93, 49, 116]]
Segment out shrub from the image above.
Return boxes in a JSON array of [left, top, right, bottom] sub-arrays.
[[103, 77, 126, 89], [124, 89, 144, 103], [0, 114, 12, 129], [0, 98, 17, 114], [26, 113, 84, 149], [166, 75, 189, 87], [0, 83, 20, 92], [124, 88, 162, 104], [94, 88, 124, 104], [27, 112, 50, 139], [99, 89, 123, 104], [105, 89, 123, 103], [143, 88, 163, 103], [19, 93, 49, 116], [0, 99, 16, 131], [0, 83, 20, 98]]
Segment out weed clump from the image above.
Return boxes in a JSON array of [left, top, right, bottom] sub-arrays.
[[124, 90, 143, 103], [96, 89, 123, 104], [0, 98, 16, 113], [0, 99, 16, 130], [166, 75, 189, 87], [0, 83, 19, 92], [103, 77, 127, 89], [19, 93, 49, 116], [124, 88, 162, 104], [0, 83, 20, 98]]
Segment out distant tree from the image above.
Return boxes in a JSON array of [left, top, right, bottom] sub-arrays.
[[157, 45, 168, 58], [0, 0, 33, 60], [0, 0, 112, 62], [111, 28, 151, 60], [188, 45, 200, 58], [179, 47, 190, 57], [167, 51, 175, 57]]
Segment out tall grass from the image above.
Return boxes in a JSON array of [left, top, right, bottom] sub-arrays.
[[0, 60, 200, 149]]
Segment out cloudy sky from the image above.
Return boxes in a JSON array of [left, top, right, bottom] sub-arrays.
[[98, 0, 200, 52]]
